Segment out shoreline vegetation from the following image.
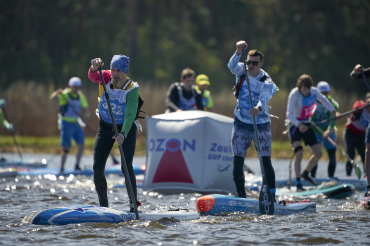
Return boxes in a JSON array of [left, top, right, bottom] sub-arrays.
[[0, 135, 351, 161], [0, 81, 363, 161]]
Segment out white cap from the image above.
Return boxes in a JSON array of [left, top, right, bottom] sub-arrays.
[[69, 77, 82, 87], [317, 81, 330, 93]]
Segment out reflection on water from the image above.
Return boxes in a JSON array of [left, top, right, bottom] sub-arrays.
[[0, 153, 369, 245]]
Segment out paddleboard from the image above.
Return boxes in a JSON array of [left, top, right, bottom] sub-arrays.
[[31, 205, 199, 225], [0, 159, 47, 168], [354, 195, 370, 209], [253, 177, 367, 190], [18, 164, 145, 176], [276, 184, 356, 199], [0, 168, 18, 178], [196, 194, 316, 216]]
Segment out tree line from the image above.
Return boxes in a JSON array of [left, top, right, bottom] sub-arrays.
[[1, 0, 369, 95]]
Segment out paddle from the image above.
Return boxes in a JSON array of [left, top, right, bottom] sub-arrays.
[[1, 105, 22, 160], [58, 92, 120, 165], [307, 103, 370, 130], [241, 50, 274, 215], [245, 186, 259, 200], [98, 67, 139, 220], [314, 126, 362, 179], [287, 152, 295, 190], [360, 70, 370, 90]]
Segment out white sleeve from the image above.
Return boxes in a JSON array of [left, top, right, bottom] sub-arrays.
[[286, 90, 300, 126], [227, 52, 245, 77]]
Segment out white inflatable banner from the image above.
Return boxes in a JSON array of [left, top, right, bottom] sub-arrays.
[[143, 111, 237, 194]]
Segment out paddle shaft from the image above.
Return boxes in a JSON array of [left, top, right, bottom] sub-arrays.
[[98, 67, 139, 220], [1, 106, 22, 159], [59, 92, 120, 164], [287, 152, 295, 190], [361, 71, 370, 90], [241, 50, 274, 214], [314, 126, 361, 179], [245, 186, 259, 199], [307, 103, 370, 130]]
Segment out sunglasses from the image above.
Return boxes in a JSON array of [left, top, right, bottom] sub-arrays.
[[246, 60, 260, 66]]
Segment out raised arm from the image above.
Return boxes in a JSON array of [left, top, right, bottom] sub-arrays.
[[350, 64, 370, 80], [88, 58, 111, 84], [50, 88, 63, 102], [227, 41, 249, 77]]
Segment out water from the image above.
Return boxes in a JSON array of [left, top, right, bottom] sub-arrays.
[[0, 152, 369, 245]]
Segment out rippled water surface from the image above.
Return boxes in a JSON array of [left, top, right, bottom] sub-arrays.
[[1, 153, 369, 245]]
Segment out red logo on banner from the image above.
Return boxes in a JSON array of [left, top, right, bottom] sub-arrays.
[[152, 139, 194, 183]]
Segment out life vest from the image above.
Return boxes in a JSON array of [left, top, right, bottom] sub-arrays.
[[297, 92, 317, 121], [311, 96, 338, 128], [59, 92, 81, 118], [346, 100, 370, 134], [98, 78, 144, 125], [234, 74, 268, 99], [176, 83, 197, 111]]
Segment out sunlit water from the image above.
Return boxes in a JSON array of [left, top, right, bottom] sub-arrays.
[[0, 152, 369, 245]]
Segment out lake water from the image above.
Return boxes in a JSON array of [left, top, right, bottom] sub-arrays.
[[0, 152, 369, 245]]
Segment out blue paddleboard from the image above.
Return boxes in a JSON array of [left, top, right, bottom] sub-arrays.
[[31, 205, 199, 225], [0, 159, 47, 168], [18, 164, 145, 176], [196, 194, 316, 216]]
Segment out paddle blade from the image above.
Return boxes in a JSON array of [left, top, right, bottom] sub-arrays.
[[353, 162, 362, 179], [259, 180, 274, 215]]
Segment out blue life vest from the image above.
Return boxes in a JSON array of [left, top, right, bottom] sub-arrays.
[[60, 93, 80, 118], [177, 84, 197, 111], [298, 92, 317, 121], [98, 80, 137, 125]]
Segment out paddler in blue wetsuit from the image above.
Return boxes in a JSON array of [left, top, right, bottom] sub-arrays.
[[228, 40, 278, 200], [310, 81, 339, 178], [286, 74, 339, 191], [165, 68, 204, 113]]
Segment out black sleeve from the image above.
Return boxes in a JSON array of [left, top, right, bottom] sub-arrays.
[[165, 83, 179, 112], [350, 67, 370, 80], [195, 91, 204, 111]]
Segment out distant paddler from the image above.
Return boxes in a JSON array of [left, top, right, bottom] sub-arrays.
[[0, 99, 14, 133], [165, 68, 204, 113], [0, 99, 14, 161], [310, 82, 339, 178], [88, 55, 143, 212], [285, 74, 339, 191], [350, 64, 370, 195], [195, 74, 214, 112], [228, 40, 278, 201], [342, 93, 370, 178], [50, 78, 90, 173]]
